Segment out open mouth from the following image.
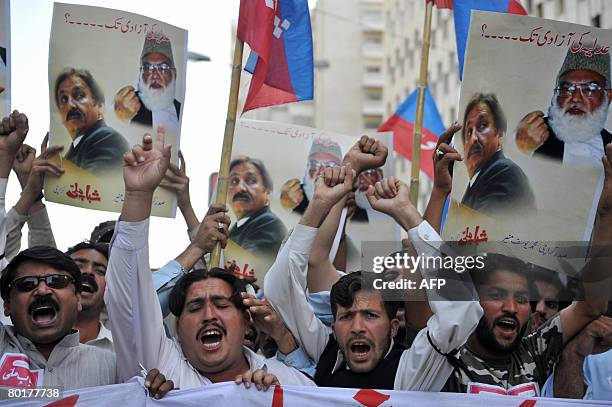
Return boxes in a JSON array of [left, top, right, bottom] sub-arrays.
[[80, 275, 97, 294], [566, 107, 585, 115], [495, 318, 518, 335], [66, 109, 83, 121], [29, 303, 59, 326], [349, 340, 372, 362], [199, 327, 224, 351]]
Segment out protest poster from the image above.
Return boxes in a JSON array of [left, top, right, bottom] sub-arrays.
[[46, 3, 187, 217], [224, 119, 400, 282], [0, 0, 9, 117], [444, 11, 612, 267]]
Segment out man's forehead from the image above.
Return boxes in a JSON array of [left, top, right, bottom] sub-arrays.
[[69, 249, 108, 266], [338, 290, 386, 312], [310, 152, 340, 163], [58, 76, 87, 93], [185, 278, 233, 300], [560, 69, 607, 85], [484, 269, 529, 291], [230, 162, 261, 178], [15, 261, 68, 279], [143, 52, 171, 65]]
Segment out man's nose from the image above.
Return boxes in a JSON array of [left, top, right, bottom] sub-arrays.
[[34, 281, 53, 295], [201, 302, 217, 321], [570, 87, 586, 104], [350, 314, 366, 334], [501, 298, 518, 313]]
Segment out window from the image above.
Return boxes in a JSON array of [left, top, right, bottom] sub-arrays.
[[443, 73, 449, 94], [557, 0, 564, 15], [592, 14, 601, 28], [366, 66, 381, 74], [527, 0, 534, 13], [536, 4, 543, 18]]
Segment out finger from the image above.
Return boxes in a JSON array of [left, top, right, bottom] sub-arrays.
[[41, 132, 49, 152], [336, 166, 346, 186], [262, 374, 277, 391], [167, 162, 182, 176], [525, 110, 545, 124], [436, 122, 462, 149], [179, 150, 186, 174], [440, 152, 463, 165], [242, 370, 253, 389], [331, 166, 342, 186], [34, 162, 65, 177], [159, 180, 182, 191], [381, 178, 395, 197], [42, 145, 64, 158], [207, 203, 229, 215], [142, 133, 153, 151], [252, 369, 265, 391], [163, 171, 186, 184], [132, 144, 146, 163], [363, 137, 376, 153], [604, 144, 612, 179], [14, 113, 28, 139], [149, 371, 166, 396], [375, 182, 385, 197], [144, 368, 159, 388], [8, 111, 15, 130], [249, 305, 273, 316], [344, 163, 355, 190], [123, 151, 138, 167], [1, 116, 9, 133], [154, 379, 174, 399], [358, 135, 368, 149]]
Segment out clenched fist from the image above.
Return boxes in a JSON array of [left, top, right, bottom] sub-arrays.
[[114, 85, 142, 122], [516, 111, 549, 155]]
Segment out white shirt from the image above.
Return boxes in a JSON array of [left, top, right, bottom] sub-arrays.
[[152, 106, 179, 135], [85, 322, 114, 352], [104, 219, 315, 388], [563, 136, 605, 168], [263, 221, 483, 391]]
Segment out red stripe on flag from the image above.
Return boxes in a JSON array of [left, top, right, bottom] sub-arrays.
[[427, 0, 453, 9], [271, 385, 284, 407], [44, 395, 80, 407], [508, 0, 528, 14], [379, 114, 439, 179]]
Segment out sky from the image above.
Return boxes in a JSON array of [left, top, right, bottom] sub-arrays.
[[9, 0, 314, 266]]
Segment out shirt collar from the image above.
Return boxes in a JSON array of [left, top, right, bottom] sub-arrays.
[[331, 338, 395, 374], [13, 327, 81, 353], [236, 217, 250, 228], [94, 322, 113, 343]]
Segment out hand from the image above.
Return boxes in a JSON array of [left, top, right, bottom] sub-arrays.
[[234, 369, 279, 391], [343, 135, 388, 174], [280, 178, 304, 210], [114, 85, 141, 122], [312, 164, 355, 211], [123, 126, 172, 194], [366, 177, 422, 229], [143, 368, 174, 400], [12, 143, 36, 189], [0, 111, 28, 161], [242, 294, 292, 344], [516, 111, 549, 155], [192, 204, 231, 253], [22, 134, 64, 196], [432, 123, 462, 194], [569, 315, 612, 357], [160, 151, 191, 208]]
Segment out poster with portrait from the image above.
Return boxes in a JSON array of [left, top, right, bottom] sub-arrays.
[[46, 3, 187, 217], [224, 119, 400, 282], [0, 0, 10, 117], [445, 11, 612, 267]]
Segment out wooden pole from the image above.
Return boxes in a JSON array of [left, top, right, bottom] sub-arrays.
[[409, 1, 434, 206], [210, 37, 245, 268]]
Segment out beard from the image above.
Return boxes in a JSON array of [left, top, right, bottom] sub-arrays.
[[137, 74, 177, 112], [475, 315, 527, 354], [548, 95, 610, 143], [302, 172, 315, 202]]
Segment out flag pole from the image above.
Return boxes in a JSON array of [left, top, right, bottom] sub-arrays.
[[409, 1, 434, 206], [210, 37, 245, 268]]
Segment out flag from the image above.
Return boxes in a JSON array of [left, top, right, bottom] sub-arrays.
[[237, 0, 313, 113], [428, 0, 527, 79], [378, 87, 445, 179]]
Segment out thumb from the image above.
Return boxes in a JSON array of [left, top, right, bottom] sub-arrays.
[[365, 185, 377, 206]]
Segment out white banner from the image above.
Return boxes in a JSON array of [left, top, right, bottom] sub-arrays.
[[0, 380, 610, 406]]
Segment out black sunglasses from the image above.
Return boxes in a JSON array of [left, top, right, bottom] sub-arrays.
[[8, 274, 75, 293]]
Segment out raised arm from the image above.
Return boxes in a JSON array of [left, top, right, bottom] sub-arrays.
[[423, 124, 462, 233], [264, 164, 355, 360], [366, 177, 483, 391], [308, 136, 388, 292], [160, 150, 200, 231], [104, 127, 177, 381], [0, 111, 28, 268]]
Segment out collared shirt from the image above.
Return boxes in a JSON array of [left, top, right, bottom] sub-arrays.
[[105, 219, 315, 388], [152, 106, 179, 134], [468, 170, 481, 188], [264, 221, 483, 391], [0, 325, 116, 390], [236, 216, 250, 228], [85, 322, 114, 352], [563, 136, 605, 169]]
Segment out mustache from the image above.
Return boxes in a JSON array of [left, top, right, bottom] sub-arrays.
[[196, 322, 227, 340], [28, 295, 59, 314], [468, 142, 483, 158], [493, 311, 519, 327], [80, 273, 99, 294], [232, 192, 252, 202], [348, 333, 374, 347], [66, 108, 83, 121]]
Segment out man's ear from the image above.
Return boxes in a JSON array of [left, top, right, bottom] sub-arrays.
[[390, 317, 400, 339], [3, 298, 10, 317], [76, 293, 82, 313], [331, 323, 337, 341]]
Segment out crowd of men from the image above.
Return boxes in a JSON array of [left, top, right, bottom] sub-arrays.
[[0, 47, 609, 401]]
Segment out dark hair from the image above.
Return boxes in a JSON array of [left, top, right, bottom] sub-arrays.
[[90, 220, 116, 244], [330, 270, 401, 321], [65, 241, 109, 261], [1, 246, 82, 301], [54, 68, 105, 107], [168, 268, 247, 316], [462, 93, 507, 142], [469, 253, 536, 299], [229, 156, 274, 192]]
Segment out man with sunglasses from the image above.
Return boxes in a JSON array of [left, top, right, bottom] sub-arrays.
[[114, 31, 181, 134], [516, 45, 612, 167]]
